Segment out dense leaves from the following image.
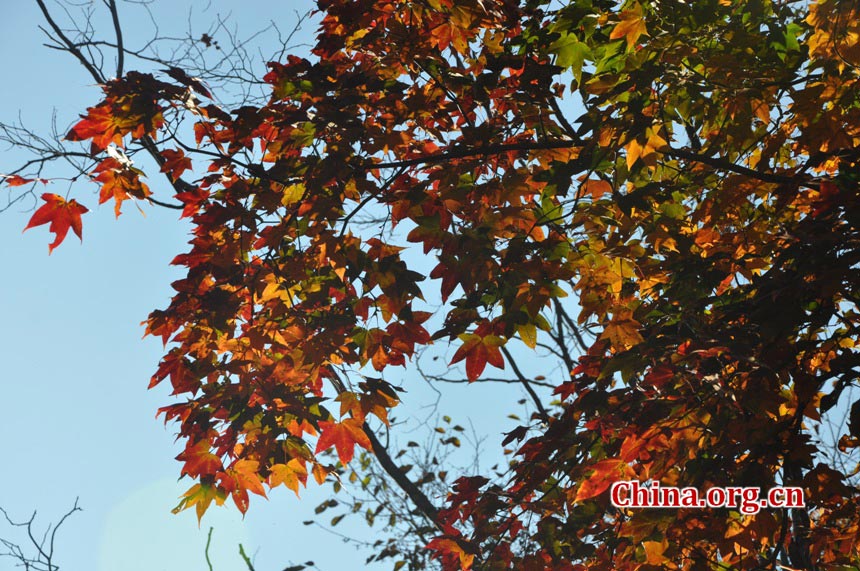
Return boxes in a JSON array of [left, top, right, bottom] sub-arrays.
[[20, 0, 860, 569]]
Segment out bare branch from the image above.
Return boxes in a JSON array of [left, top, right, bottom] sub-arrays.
[[35, 0, 106, 83], [0, 498, 81, 571], [500, 345, 550, 424], [105, 0, 124, 76]]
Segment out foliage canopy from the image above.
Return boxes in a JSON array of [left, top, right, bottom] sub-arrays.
[[8, 0, 860, 569]]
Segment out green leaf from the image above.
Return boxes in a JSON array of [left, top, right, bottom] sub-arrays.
[[551, 32, 591, 84], [659, 202, 686, 220]]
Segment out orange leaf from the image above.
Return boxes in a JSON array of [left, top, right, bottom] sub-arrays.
[[581, 179, 612, 199], [643, 539, 670, 565], [450, 333, 506, 381], [92, 157, 151, 216], [600, 309, 644, 350], [177, 440, 223, 477], [230, 459, 267, 498], [312, 462, 329, 485], [625, 138, 644, 170], [427, 538, 475, 570], [575, 459, 630, 502], [23, 193, 89, 253], [315, 418, 372, 464], [66, 103, 127, 150]]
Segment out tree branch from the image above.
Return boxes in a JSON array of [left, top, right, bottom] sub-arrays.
[[328, 372, 440, 528], [368, 139, 581, 170], [362, 423, 441, 527], [35, 0, 105, 84], [500, 345, 550, 424], [366, 137, 817, 192], [0, 498, 81, 571], [105, 0, 124, 77], [666, 146, 810, 187]]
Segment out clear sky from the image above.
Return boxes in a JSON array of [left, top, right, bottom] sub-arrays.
[[0, 2, 539, 570]]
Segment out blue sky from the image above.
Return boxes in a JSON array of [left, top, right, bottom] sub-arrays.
[[0, 2, 539, 569]]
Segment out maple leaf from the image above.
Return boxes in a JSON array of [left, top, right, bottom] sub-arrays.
[[643, 540, 671, 566], [427, 538, 475, 570], [66, 100, 161, 152], [315, 419, 372, 464], [162, 66, 212, 98], [159, 148, 192, 182], [66, 104, 126, 150], [849, 399, 860, 439], [177, 440, 222, 477], [23, 193, 89, 253], [625, 128, 668, 169], [609, 6, 648, 50], [224, 459, 267, 513], [599, 308, 644, 350], [3, 175, 47, 187], [579, 179, 612, 199], [269, 459, 309, 496], [643, 365, 674, 389], [515, 321, 538, 349], [174, 185, 209, 219], [230, 459, 267, 497], [92, 157, 151, 216], [450, 333, 506, 381], [172, 482, 227, 522], [574, 459, 631, 502]]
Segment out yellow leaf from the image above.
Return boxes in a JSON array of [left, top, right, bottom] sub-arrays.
[[516, 322, 538, 349], [626, 138, 644, 169], [173, 483, 227, 522], [483, 30, 504, 54], [753, 100, 770, 123], [600, 309, 644, 350], [269, 459, 308, 496], [643, 539, 669, 565], [312, 462, 329, 485], [610, 7, 648, 50], [281, 182, 305, 206], [450, 5, 475, 29], [646, 129, 668, 152]]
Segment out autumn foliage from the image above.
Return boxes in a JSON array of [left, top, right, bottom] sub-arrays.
[[23, 193, 88, 254], [11, 0, 860, 569]]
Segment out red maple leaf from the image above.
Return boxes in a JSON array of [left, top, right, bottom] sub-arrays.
[[159, 148, 192, 182], [177, 440, 223, 477], [574, 459, 632, 502], [450, 333, 505, 381], [3, 175, 47, 187], [66, 103, 128, 151], [23, 193, 89, 253], [315, 419, 372, 464], [92, 157, 151, 216]]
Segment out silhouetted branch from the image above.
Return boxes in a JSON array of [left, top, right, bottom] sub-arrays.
[[0, 498, 81, 571]]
